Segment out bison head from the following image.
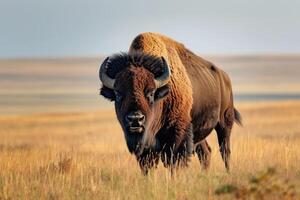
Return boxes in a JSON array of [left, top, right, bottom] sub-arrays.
[[99, 53, 170, 154]]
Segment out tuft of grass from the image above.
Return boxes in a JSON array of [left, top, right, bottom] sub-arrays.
[[39, 155, 74, 175], [215, 184, 239, 195], [215, 167, 297, 199]]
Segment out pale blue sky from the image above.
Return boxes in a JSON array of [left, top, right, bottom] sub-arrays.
[[0, 0, 299, 58]]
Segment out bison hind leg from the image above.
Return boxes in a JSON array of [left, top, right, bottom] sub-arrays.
[[215, 108, 234, 172], [215, 124, 231, 172], [195, 139, 212, 171]]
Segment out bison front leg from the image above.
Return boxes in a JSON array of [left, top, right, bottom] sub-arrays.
[[136, 153, 159, 175], [161, 148, 183, 176], [161, 123, 194, 174], [161, 149, 191, 176]]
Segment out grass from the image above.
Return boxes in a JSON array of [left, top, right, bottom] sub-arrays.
[[0, 101, 300, 199]]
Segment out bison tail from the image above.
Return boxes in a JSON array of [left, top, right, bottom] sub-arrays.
[[234, 108, 243, 126]]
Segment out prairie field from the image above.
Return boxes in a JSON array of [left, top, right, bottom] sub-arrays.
[[0, 101, 300, 200], [1, 55, 300, 199]]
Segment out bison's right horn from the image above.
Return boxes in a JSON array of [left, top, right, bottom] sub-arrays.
[[154, 57, 171, 88], [99, 57, 115, 89]]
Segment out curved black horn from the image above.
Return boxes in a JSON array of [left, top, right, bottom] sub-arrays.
[[99, 57, 115, 89]]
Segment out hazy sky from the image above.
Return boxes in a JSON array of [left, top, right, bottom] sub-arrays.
[[0, 0, 299, 58]]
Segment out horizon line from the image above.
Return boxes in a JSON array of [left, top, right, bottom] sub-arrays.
[[1, 52, 300, 60]]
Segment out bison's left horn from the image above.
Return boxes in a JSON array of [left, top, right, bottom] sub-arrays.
[[154, 57, 171, 88], [99, 57, 115, 89]]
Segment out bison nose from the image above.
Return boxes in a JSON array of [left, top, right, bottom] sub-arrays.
[[126, 111, 145, 125]]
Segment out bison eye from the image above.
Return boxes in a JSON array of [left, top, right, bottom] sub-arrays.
[[114, 91, 123, 102], [145, 90, 155, 103]]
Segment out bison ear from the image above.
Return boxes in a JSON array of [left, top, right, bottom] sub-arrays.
[[154, 84, 170, 100], [100, 86, 116, 101]]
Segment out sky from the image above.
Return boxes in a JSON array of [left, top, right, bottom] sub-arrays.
[[0, 0, 300, 58]]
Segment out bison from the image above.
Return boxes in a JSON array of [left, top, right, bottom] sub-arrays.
[[99, 32, 241, 174]]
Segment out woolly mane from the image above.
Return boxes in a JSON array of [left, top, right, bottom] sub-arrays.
[[105, 52, 166, 79]]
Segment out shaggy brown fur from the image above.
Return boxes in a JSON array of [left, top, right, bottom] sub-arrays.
[[129, 33, 241, 171], [100, 32, 241, 174]]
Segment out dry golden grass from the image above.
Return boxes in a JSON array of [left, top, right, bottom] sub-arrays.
[[0, 101, 300, 199]]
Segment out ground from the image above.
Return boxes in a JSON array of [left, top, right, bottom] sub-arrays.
[[0, 101, 299, 199]]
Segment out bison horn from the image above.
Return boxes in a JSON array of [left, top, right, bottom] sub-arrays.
[[99, 57, 115, 89], [154, 57, 171, 88]]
